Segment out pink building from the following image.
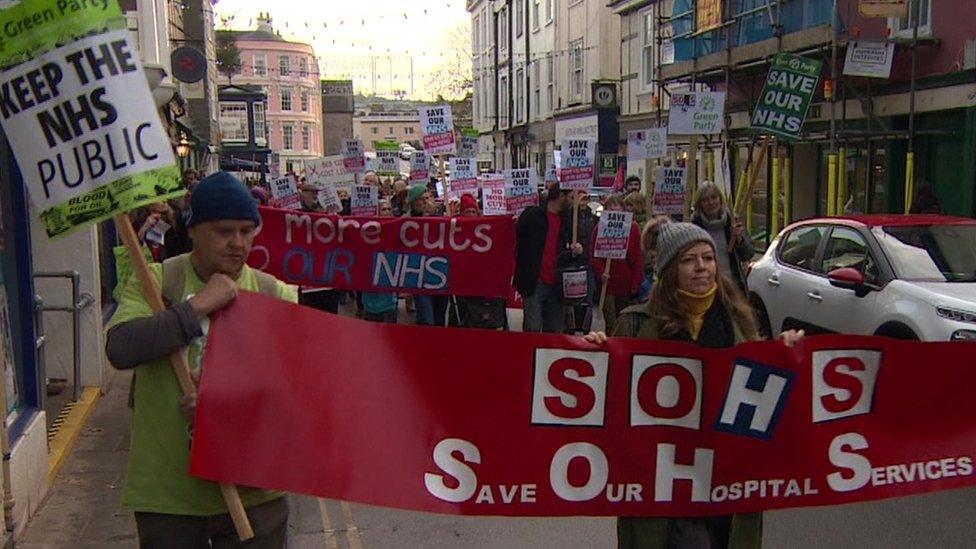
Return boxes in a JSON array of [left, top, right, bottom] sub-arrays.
[[221, 13, 323, 175]]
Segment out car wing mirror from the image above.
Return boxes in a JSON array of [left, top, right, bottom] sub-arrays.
[[828, 267, 868, 295]]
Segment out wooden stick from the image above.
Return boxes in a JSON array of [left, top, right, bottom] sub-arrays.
[[685, 136, 699, 219], [113, 214, 255, 541], [733, 134, 771, 222], [572, 194, 579, 244], [598, 259, 612, 312], [439, 155, 450, 215]]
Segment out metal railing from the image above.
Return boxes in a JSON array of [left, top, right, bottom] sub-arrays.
[[32, 272, 94, 402]]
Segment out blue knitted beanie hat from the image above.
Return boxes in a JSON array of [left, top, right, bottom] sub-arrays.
[[187, 172, 261, 227]]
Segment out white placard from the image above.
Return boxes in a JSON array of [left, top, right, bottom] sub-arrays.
[[419, 104, 456, 155], [350, 185, 378, 216], [410, 151, 430, 182], [342, 139, 366, 174], [269, 175, 300, 209], [504, 168, 539, 216], [627, 128, 668, 161], [843, 41, 895, 79], [481, 174, 507, 216], [652, 167, 687, 215], [305, 155, 353, 189], [558, 139, 596, 190], [449, 157, 478, 199], [668, 92, 726, 135], [593, 210, 634, 259]]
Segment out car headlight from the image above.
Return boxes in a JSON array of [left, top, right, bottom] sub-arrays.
[[951, 330, 976, 342], [936, 306, 976, 325]]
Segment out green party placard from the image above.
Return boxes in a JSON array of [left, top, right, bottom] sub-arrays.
[[0, 0, 124, 67], [751, 53, 823, 140]]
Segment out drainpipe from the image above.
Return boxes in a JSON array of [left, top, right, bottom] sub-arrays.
[[905, 0, 921, 213]]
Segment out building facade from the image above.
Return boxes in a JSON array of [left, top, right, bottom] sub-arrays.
[[469, 0, 621, 184], [353, 109, 422, 151], [221, 14, 324, 175]]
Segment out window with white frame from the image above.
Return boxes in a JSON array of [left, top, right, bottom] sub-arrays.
[[219, 103, 248, 142], [253, 54, 267, 77], [641, 8, 655, 90], [516, 0, 524, 37], [253, 102, 266, 145], [532, 0, 540, 30], [546, 0, 554, 23], [533, 61, 541, 115], [405, 127, 414, 135], [282, 123, 294, 150], [299, 57, 308, 78], [515, 68, 524, 123], [302, 123, 311, 150], [570, 39, 584, 101], [279, 56, 291, 77], [280, 88, 292, 111], [546, 54, 554, 111], [499, 7, 509, 51], [889, 0, 931, 38], [301, 89, 309, 112]]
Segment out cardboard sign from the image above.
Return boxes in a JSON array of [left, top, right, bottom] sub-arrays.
[[0, 28, 181, 238], [558, 139, 596, 190], [458, 128, 479, 159], [505, 169, 539, 216], [858, 0, 907, 17], [193, 297, 976, 517], [375, 141, 400, 177], [653, 167, 687, 215], [246, 207, 515, 297], [342, 139, 366, 174], [449, 157, 478, 200], [668, 92, 726, 135], [305, 155, 353, 190], [696, 0, 723, 33], [350, 185, 378, 216], [593, 210, 634, 259], [627, 128, 668, 161], [752, 53, 823, 140], [843, 41, 895, 79], [419, 105, 456, 156], [481, 174, 507, 216], [316, 187, 342, 214], [410, 151, 431, 182], [269, 176, 301, 210]]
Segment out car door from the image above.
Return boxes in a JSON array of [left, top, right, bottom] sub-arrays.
[[804, 226, 884, 335], [763, 225, 829, 333]]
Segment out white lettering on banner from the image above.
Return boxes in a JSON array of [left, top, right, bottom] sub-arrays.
[[531, 349, 609, 426], [549, 443, 609, 502], [827, 432, 872, 492], [654, 443, 715, 502], [0, 30, 175, 209], [812, 350, 881, 423], [283, 213, 494, 252], [424, 438, 481, 503], [710, 478, 818, 502], [717, 362, 791, 438], [630, 356, 703, 429]]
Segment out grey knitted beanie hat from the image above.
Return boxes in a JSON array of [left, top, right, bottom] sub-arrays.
[[656, 222, 716, 272]]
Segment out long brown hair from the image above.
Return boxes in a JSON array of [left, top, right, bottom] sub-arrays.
[[648, 243, 759, 342]]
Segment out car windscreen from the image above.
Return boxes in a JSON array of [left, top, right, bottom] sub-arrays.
[[874, 225, 976, 282]]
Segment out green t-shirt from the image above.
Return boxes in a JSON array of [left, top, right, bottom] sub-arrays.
[[108, 259, 298, 515]]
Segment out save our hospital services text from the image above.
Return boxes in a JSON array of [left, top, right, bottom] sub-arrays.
[[193, 304, 976, 517]]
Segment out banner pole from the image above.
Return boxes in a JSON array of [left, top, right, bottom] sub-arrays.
[[598, 259, 612, 313], [733, 134, 771, 222], [112, 214, 255, 541]]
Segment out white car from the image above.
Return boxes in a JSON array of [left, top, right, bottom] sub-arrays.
[[746, 215, 976, 341]]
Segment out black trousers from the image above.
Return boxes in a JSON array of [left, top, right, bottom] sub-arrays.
[[134, 497, 288, 548]]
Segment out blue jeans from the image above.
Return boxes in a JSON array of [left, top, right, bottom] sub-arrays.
[[522, 283, 564, 333]]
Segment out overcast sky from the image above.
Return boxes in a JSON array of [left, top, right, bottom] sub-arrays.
[[214, 0, 470, 100]]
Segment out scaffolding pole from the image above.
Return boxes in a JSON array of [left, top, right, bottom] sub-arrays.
[[905, 0, 921, 213]]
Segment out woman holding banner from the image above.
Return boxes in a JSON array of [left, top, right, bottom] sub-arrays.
[[586, 222, 802, 549], [691, 181, 754, 289], [590, 196, 644, 333]]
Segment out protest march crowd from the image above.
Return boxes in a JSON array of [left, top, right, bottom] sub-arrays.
[[112, 154, 803, 547]]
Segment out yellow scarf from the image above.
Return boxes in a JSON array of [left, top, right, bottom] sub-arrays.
[[678, 284, 717, 340]]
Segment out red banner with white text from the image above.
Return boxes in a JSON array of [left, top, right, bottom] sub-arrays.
[[190, 292, 976, 516], [248, 206, 515, 297]]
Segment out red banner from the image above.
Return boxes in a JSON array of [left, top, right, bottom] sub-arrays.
[[248, 206, 515, 297], [191, 293, 976, 517]]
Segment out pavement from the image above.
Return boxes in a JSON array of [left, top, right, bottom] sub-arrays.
[[17, 297, 976, 547]]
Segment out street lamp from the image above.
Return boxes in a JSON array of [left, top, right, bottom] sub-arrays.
[[176, 134, 191, 158]]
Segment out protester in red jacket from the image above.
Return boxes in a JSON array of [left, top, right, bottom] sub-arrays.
[[590, 195, 644, 333]]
